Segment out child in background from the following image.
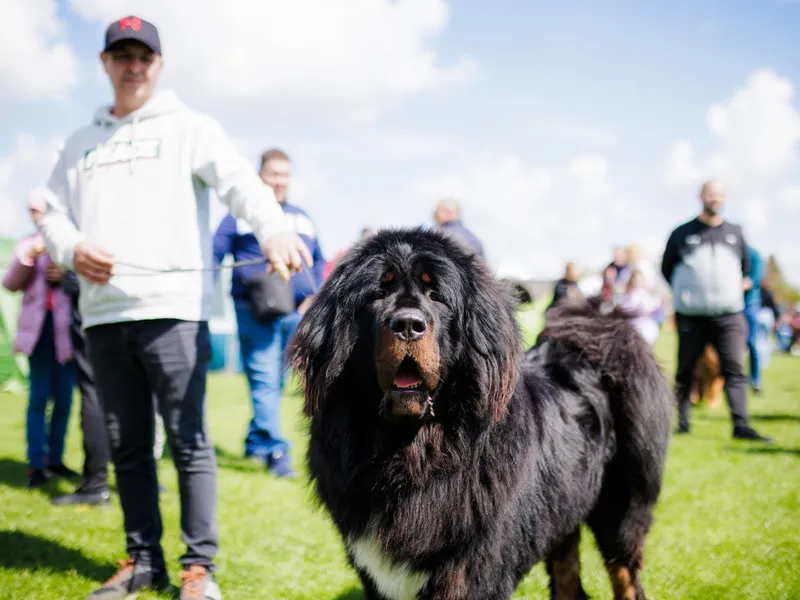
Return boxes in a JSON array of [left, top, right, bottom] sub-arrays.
[[621, 270, 663, 346]]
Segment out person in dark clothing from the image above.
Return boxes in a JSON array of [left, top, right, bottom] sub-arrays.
[[759, 284, 780, 324], [661, 180, 773, 443], [51, 270, 112, 506], [433, 198, 486, 259], [547, 262, 581, 312]]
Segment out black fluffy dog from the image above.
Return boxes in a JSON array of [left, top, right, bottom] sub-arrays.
[[288, 228, 672, 600]]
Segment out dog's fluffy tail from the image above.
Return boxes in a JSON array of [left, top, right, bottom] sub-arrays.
[[538, 296, 673, 501]]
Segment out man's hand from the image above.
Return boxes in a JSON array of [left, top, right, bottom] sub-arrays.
[[261, 232, 313, 281], [45, 262, 65, 284], [27, 238, 46, 262], [743, 276, 753, 291], [73, 242, 115, 285]]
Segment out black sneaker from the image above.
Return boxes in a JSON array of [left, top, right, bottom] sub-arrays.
[[26, 468, 48, 489], [733, 426, 775, 444], [48, 464, 81, 480], [52, 486, 110, 506], [86, 558, 171, 599], [675, 421, 690, 434]]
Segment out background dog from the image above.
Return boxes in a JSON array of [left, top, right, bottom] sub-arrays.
[[288, 228, 673, 600], [690, 344, 724, 408]]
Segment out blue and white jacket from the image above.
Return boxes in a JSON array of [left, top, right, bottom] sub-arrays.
[[213, 202, 326, 308]]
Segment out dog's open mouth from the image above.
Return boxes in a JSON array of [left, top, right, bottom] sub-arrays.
[[385, 357, 435, 420], [392, 357, 424, 391]]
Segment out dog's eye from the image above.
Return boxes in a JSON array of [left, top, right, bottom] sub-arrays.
[[383, 271, 394, 283], [421, 272, 432, 284]]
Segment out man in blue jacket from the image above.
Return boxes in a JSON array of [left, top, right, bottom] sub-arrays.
[[214, 149, 326, 477], [744, 244, 765, 394]]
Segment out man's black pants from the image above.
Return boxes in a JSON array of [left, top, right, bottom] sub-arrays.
[[86, 319, 218, 571], [674, 312, 750, 429], [70, 310, 111, 493]]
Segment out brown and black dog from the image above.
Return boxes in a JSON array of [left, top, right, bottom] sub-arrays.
[[690, 344, 724, 408]]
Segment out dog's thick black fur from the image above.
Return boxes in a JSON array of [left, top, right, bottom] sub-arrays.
[[288, 228, 673, 600]]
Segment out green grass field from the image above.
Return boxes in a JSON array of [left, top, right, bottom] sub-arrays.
[[0, 331, 798, 599]]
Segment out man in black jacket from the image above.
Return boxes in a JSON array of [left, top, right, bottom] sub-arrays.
[[661, 180, 773, 442]]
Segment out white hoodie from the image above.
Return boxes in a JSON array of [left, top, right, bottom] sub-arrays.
[[40, 90, 289, 329]]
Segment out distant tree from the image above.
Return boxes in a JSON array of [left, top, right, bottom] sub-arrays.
[[764, 255, 800, 307]]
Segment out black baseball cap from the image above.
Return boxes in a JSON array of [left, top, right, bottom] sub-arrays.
[[104, 15, 161, 55]]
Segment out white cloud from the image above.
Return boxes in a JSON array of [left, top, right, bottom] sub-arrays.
[[777, 185, 800, 214], [0, 134, 65, 238], [665, 68, 800, 190], [69, 0, 476, 123], [369, 130, 456, 159], [662, 67, 800, 285], [568, 154, 617, 205], [528, 119, 619, 150], [409, 154, 640, 279], [664, 138, 705, 190], [705, 69, 800, 181], [411, 156, 557, 276], [0, 0, 79, 103]]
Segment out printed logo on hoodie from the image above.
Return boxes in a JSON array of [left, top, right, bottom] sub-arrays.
[[81, 139, 161, 170]]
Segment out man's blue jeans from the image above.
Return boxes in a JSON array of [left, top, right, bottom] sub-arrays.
[[27, 311, 75, 470], [744, 305, 761, 387], [234, 300, 301, 460]]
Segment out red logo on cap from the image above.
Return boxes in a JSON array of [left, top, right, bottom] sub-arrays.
[[119, 17, 142, 32]]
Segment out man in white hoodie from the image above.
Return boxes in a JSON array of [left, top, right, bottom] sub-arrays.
[[38, 15, 311, 600]]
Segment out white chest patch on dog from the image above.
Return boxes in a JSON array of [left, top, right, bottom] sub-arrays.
[[347, 532, 430, 600]]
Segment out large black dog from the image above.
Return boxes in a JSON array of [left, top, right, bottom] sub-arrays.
[[288, 228, 672, 600]]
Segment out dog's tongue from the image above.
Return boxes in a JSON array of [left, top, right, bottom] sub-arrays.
[[394, 372, 422, 389]]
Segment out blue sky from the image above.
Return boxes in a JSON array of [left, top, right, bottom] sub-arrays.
[[2, 0, 799, 285]]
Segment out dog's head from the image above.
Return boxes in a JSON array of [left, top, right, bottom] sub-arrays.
[[288, 228, 521, 427]]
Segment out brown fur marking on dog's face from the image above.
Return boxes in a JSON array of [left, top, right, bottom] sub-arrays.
[[608, 566, 638, 600], [375, 325, 441, 391]]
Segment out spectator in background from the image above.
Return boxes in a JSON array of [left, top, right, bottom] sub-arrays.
[[323, 227, 375, 280], [546, 262, 582, 313], [2, 188, 77, 489], [621, 270, 663, 346], [433, 198, 486, 259], [214, 148, 325, 478], [661, 179, 772, 442], [600, 264, 618, 304], [627, 244, 659, 293], [744, 244, 765, 394], [608, 246, 632, 292]]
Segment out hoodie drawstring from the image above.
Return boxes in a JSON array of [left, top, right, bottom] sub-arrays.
[[129, 115, 139, 174]]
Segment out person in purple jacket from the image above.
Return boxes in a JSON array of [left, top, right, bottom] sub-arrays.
[[3, 188, 78, 488]]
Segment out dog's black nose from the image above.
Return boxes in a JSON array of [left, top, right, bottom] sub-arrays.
[[389, 309, 427, 341]]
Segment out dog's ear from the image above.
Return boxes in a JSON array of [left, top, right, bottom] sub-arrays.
[[461, 268, 521, 423], [287, 264, 358, 417]]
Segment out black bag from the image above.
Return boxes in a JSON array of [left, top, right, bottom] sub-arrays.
[[244, 270, 296, 321]]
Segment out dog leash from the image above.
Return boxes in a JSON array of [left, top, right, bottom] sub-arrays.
[[113, 258, 320, 293]]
